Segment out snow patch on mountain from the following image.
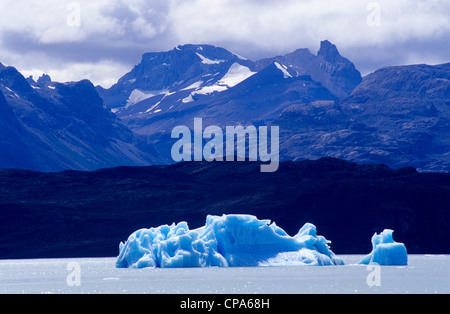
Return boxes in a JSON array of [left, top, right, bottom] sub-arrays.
[[274, 62, 293, 79], [196, 52, 225, 65], [192, 84, 228, 96], [229, 50, 248, 61], [192, 63, 255, 96], [182, 81, 203, 91], [126, 89, 161, 108], [144, 91, 175, 113], [217, 63, 256, 88], [182, 94, 194, 103]]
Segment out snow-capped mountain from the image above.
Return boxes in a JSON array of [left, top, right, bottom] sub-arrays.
[[96, 42, 353, 161], [0, 66, 161, 172], [0, 41, 448, 172], [95, 41, 450, 172], [99, 41, 361, 115], [98, 41, 349, 135], [98, 44, 254, 110]]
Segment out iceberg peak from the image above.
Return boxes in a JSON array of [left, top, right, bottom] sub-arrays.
[[359, 229, 408, 266]]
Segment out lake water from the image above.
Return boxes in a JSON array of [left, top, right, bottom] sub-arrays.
[[0, 255, 449, 294]]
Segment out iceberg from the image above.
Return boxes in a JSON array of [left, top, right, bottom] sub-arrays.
[[116, 215, 344, 269], [359, 230, 408, 266]]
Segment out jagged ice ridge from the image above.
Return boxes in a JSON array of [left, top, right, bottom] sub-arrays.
[[116, 214, 346, 268]]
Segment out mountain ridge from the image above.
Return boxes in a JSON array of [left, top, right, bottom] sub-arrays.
[[0, 65, 162, 172], [0, 158, 448, 259]]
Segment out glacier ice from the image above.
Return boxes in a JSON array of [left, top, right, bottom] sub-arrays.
[[359, 230, 408, 266], [116, 215, 344, 269]]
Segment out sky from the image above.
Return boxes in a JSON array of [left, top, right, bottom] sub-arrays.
[[0, 0, 448, 88]]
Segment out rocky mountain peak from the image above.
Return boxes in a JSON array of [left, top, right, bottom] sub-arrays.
[[318, 40, 341, 62], [37, 73, 52, 85]]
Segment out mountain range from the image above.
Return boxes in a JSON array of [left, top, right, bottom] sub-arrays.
[[0, 40, 449, 171], [97, 41, 361, 161]]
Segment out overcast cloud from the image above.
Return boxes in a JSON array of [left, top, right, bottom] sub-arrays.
[[0, 0, 448, 88]]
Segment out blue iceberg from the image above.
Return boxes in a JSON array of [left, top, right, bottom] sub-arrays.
[[359, 230, 408, 266], [116, 215, 344, 268]]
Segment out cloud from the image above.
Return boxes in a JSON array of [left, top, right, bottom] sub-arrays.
[[0, 0, 172, 44], [0, 0, 175, 87], [21, 60, 131, 89], [168, 0, 450, 54], [0, 0, 448, 87]]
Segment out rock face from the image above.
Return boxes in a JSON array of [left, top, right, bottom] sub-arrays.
[[340, 63, 450, 171], [277, 63, 450, 171], [0, 158, 449, 259], [0, 65, 160, 172], [255, 40, 363, 98]]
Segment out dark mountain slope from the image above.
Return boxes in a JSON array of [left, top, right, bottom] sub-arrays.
[[0, 158, 449, 259], [276, 62, 450, 171], [0, 66, 160, 171]]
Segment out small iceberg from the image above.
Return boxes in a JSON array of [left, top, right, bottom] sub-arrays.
[[359, 230, 408, 266], [116, 215, 344, 268]]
